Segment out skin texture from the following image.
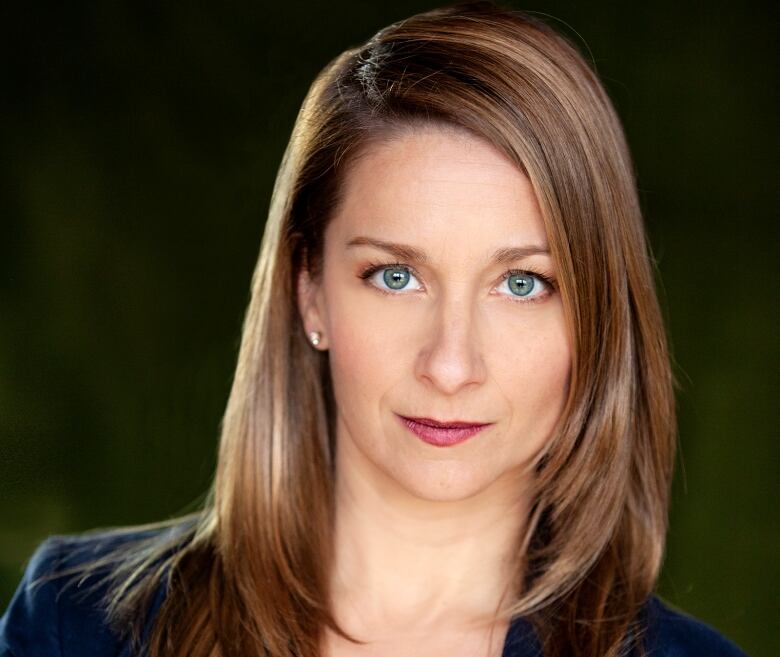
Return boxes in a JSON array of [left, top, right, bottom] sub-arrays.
[[297, 125, 572, 655]]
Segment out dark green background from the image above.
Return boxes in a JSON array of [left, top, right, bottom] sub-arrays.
[[1, 2, 776, 655]]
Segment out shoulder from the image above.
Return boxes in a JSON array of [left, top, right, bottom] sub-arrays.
[[0, 524, 185, 657], [501, 595, 748, 657], [640, 595, 749, 657]]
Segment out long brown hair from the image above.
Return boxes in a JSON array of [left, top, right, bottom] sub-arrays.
[[53, 2, 676, 656]]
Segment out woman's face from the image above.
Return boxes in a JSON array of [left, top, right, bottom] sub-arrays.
[[298, 124, 571, 503]]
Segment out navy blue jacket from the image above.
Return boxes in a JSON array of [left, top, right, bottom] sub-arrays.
[[0, 530, 749, 657]]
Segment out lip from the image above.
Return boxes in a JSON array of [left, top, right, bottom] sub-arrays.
[[397, 414, 492, 447]]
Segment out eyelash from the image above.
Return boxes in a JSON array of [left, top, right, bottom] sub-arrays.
[[358, 260, 556, 305]]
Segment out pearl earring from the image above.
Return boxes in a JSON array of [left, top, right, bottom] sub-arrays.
[[309, 330, 322, 347]]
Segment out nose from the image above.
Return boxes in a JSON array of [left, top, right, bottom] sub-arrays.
[[414, 294, 487, 395]]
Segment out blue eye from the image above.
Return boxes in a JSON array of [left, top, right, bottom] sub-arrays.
[[359, 263, 423, 293], [499, 271, 548, 299], [382, 266, 414, 290], [358, 261, 554, 303]]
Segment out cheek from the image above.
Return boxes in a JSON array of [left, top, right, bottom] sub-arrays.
[[324, 289, 406, 417], [491, 310, 571, 439]]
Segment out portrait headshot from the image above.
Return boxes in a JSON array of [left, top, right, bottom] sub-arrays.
[[0, 1, 774, 656]]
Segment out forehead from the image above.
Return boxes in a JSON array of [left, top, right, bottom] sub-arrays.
[[329, 125, 548, 255]]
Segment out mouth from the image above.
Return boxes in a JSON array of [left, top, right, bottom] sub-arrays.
[[396, 414, 493, 447]]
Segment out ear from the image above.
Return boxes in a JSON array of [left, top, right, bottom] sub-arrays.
[[296, 268, 328, 349]]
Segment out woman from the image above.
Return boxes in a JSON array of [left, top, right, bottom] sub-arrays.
[[0, 2, 748, 656]]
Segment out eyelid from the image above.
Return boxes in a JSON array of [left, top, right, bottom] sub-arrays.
[[499, 268, 556, 293]]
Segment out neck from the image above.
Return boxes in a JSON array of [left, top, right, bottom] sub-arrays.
[[328, 431, 531, 635]]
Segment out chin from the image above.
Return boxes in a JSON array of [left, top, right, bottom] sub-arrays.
[[391, 460, 504, 503]]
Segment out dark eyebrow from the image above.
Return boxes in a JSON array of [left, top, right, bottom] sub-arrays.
[[345, 236, 550, 264], [491, 245, 551, 264], [346, 236, 430, 263]]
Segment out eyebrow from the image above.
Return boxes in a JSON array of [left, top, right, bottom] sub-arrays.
[[345, 236, 550, 264]]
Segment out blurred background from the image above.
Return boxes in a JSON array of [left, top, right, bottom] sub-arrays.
[[0, 1, 776, 654]]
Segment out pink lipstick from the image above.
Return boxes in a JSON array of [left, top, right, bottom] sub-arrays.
[[397, 414, 491, 447]]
